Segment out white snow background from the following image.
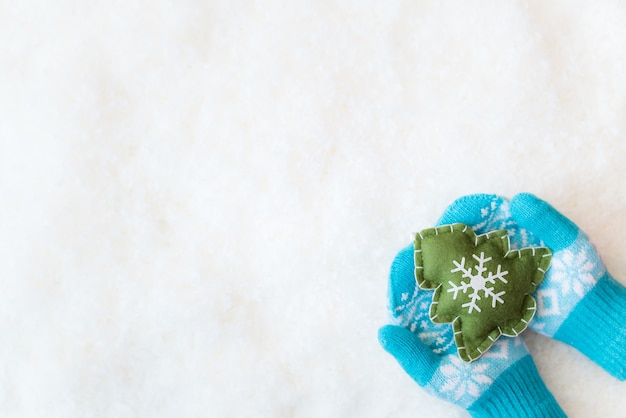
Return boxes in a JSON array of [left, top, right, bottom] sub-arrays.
[[2, 1, 626, 417]]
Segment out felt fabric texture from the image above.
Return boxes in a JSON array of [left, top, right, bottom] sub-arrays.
[[4, 1, 626, 417], [415, 224, 550, 362]]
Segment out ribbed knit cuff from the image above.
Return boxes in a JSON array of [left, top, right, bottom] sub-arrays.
[[467, 356, 566, 418], [555, 272, 626, 380]]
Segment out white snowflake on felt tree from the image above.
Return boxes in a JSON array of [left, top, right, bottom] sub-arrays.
[[448, 252, 509, 314]]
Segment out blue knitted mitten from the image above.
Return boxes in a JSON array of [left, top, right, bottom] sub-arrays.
[[440, 193, 626, 381], [379, 195, 565, 417], [510, 193, 626, 380]]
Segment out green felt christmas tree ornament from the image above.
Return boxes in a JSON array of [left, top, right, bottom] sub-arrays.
[[414, 223, 552, 362]]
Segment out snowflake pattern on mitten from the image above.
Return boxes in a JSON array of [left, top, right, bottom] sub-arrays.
[[388, 250, 455, 355], [427, 336, 527, 407]]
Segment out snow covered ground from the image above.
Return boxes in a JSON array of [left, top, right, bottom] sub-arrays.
[[2, 1, 626, 417]]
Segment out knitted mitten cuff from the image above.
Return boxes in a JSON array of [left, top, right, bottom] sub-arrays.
[[554, 272, 626, 380], [468, 356, 566, 418]]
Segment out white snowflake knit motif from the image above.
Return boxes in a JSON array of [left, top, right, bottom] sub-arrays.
[[439, 355, 493, 400], [549, 247, 598, 297], [448, 252, 509, 314]]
